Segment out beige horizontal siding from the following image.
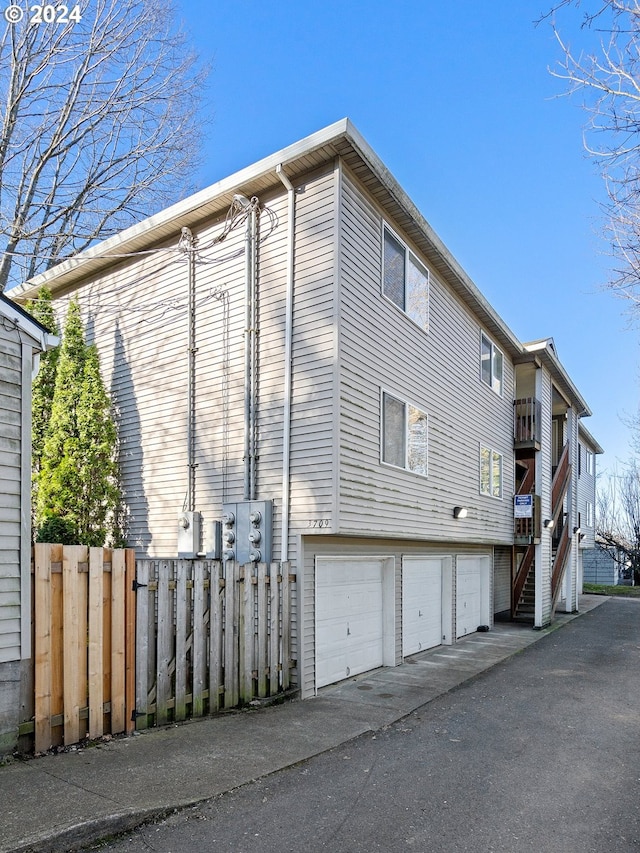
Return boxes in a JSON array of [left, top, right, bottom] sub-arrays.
[[286, 167, 336, 541], [0, 329, 23, 664], [47, 163, 336, 602], [337, 165, 514, 544]]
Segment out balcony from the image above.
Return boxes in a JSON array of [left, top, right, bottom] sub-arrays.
[[514, 397, 541, 450]]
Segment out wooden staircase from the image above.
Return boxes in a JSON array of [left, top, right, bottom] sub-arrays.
[[514, 555, 536, 620], [512, 443, 573, 622]]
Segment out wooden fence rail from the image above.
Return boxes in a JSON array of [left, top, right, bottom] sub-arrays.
[[27, 544, 136, 753], [134, 559, 292, 729]]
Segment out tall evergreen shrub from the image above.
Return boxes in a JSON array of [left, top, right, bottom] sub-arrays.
[[26, 287, 60, 483], [36, 299, 123, 546]]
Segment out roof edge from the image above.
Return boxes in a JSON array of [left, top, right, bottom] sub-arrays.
[[9, 119, 353, 300], [0, 293, 58, 351]]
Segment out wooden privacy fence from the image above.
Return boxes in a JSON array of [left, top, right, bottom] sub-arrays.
[[28, 544, 137, 754], [24, 550, 293, 752], [134, 560, 292, 729]]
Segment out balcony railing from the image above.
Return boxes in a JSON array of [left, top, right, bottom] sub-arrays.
[[514, 397, 542, 449], [514, 493, 541, 543]]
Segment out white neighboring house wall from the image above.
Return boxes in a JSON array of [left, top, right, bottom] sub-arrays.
[[0, 294, 57, 755], [576, 425, 604, 590], [9, 120, 601, 696]]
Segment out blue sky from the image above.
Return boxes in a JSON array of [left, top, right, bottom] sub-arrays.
[[176, 0, 638, 476]]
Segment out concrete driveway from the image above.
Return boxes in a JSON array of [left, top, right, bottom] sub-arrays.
[[91, 597, 640, 853]]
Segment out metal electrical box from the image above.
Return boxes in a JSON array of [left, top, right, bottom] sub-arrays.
[[177, 511, 201, 558], [221, 500, 273, 564], [203, 520, 222, 559]]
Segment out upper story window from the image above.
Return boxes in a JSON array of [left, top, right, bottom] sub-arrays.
[[480, 445, 503, 499], [586, 501, 594, 528], [381, 391, 428, 476], [480, 332, 503, 396], [586, 450, 594, 476], [382, 224, 429, 330]]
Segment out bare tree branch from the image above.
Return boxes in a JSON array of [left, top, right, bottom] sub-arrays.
[[543, 1, 640, 314], [597, 461, 640, 580], [0, 0, 208, 291]]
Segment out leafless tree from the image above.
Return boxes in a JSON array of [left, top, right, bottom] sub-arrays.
[[597, 461, 640, 581], [542, 1, 640, 313], [0, 0, 207, 292]]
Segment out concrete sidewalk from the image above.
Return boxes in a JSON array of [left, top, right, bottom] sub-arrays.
[[0, 595, 606, 853]]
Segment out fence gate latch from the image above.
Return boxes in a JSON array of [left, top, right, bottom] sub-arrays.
[[132, 578, 148, 592]]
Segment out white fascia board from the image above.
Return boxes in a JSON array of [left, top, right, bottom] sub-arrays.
[[9, 116, 523, 361], [524, 338, 591, 418], [10, 119, 353, 301], [578, 422, 605, 455], [0, 296, 58, 351]]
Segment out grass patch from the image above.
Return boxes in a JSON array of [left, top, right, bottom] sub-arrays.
[[583, 583, 640, 597]]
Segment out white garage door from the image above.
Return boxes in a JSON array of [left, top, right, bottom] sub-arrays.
[[316, 557, 384, 689], [456, 556, 482, 638], [402, 557, 442, 657]]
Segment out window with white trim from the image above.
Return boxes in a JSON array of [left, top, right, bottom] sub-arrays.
[[382, 391, 428, 476], [480, 332, 503, 396], [586, 450, 594, 476], [586, 501, 594, 528], [480, 445, 503, 498], [382, 224, 429, 330]]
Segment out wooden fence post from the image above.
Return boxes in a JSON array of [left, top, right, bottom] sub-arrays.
[[281, 562, 291, 692], [257, 563, 268, 698], [174, 559, 188, 722], [63, 545, 87, 745], [240, 563, 253, 703], [34, 543, 52, 754], [209, 561, 223, 713], [224, 562, 239, 708], [88, 547, 104, 739], [124, 549, 136, 734], [110, 549, 126, 735], [268, 562, 279, 696], [134, 559, 150, 730], [192, 560, 206, 717], [155, 560, 172, 727]]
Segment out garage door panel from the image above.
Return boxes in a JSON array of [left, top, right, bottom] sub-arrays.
[[456, 557, 484, 639], [316, 558, 384, 689], [402, 557, 442, 657]]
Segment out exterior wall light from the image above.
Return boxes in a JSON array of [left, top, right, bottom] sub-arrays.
[[573, 526, 581, 535], [543, 519, 554, 529], [453, 506, 468, 519]]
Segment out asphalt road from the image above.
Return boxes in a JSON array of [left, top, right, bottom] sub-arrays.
[[88, 598, 640, 853]]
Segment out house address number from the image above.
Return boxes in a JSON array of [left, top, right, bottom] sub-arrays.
[[307, 519, 330, 528]]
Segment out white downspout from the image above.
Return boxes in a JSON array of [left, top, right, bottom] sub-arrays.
[[243, 204, 254, 501], [276, 164, 295, 561]]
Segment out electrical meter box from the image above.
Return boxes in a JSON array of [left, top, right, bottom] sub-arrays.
[[221, 500, 273, 564], [177, 511, 201, 558]]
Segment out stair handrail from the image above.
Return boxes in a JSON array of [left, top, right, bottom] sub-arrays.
[[551, 523, 571, 602], [551, 443, 571, 524], [513, 544, 535, 613]]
